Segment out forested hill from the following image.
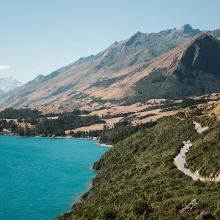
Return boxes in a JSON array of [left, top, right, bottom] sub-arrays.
[[57, 116, 220, 220]]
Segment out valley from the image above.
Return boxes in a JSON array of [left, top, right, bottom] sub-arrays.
[[1, 24, 220, 220]]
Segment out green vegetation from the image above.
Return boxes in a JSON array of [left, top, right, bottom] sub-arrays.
[[58, 117, 220, 220], [0, 108, 103, 137], [102, 112, 134, 119], [70, 130, 102, 138], [99, 121, 157, 144], [0, 120, 17, 133], [0, 108, 40, 119], [187, 117, 220, 177], [34, 114, 103, 136], [161, 98, 208, 112]]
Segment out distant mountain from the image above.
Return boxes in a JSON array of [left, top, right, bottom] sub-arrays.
[[0, 76, 22, 95], [1, 25, 201, 112], [209, 28, 220, 40]]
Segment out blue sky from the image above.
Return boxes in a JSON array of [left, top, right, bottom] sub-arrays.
[[1, 0, 220, 82]]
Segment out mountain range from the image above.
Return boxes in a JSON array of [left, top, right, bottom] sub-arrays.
[[0, 76, 22, 96], [1, 25, 220, 112]]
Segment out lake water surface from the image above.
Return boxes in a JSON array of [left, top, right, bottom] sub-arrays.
[[0, 135, 109, 220]]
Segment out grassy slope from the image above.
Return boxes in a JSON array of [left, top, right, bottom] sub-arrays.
[[58, 117, 220, 220], [187, 117, 220, 177]]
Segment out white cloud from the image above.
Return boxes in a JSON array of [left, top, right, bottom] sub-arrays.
[[0, 65, 10, 71]]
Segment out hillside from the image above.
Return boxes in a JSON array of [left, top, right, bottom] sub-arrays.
[[2, 26, 220, 114], [94, 33, 220, 102], [57, 116, 220, 219], [1, 25, 200, 112]]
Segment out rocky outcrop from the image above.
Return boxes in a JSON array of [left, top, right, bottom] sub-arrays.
[[179, 199, 198, 215], [195, 211, 215, 220]]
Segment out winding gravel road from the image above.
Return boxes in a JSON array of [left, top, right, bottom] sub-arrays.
[[174, 121, 220, 182]]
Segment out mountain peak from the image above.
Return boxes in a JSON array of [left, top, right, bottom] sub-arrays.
[[178, 32, 220, 74], [127, 31, 145, 42], [134, 31, 142, 36], [181, 24, 193, 32], [179, 24, 200, 36], [193, 32, 214, 41]]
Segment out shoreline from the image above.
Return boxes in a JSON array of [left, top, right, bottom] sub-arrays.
[[0, 132, 113, 148], [1, 131, 112, 219]]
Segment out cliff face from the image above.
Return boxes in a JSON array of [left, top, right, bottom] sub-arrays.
[[91, 33, 220, 102], [179, 33, 220, 74], [168, 34, 220, 97]]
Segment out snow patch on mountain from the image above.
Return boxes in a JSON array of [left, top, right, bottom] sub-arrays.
[[0, 76, 22, 93]]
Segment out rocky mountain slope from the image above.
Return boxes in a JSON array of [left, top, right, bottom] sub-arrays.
[[97, 33, 220, 103], [1, 25, 220, 113], [1, 25, 201, 112]]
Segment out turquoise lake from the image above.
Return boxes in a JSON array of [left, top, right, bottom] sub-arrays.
[[0, 135, 109, 220]]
